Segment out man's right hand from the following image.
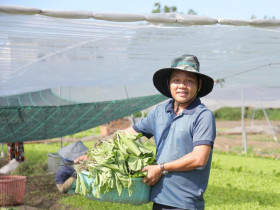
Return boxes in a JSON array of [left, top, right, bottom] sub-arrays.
[[141, 164, 162, 186]]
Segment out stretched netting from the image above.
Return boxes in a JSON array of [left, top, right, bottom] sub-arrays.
[[0, 89, 166, 143], [1, 5, 280, 143]]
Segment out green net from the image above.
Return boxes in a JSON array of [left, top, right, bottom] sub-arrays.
[[0, 89, 167, 143]]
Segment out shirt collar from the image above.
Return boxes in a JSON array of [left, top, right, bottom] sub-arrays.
[[166, 98, 201, 115]]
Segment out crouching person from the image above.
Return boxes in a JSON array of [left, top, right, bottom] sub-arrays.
[[55, 141, 88, 193], [55, 160, 77, 193]]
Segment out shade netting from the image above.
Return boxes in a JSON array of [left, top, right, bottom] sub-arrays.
[[1, 5, 280, 143], [0, 89, 166, 143]]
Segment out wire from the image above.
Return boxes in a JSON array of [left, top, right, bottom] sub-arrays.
[[214, 62, 280, 87]]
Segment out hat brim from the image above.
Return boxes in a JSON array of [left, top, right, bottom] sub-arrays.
[[58, 141, 88, 162], [153, 68, 214, 98]]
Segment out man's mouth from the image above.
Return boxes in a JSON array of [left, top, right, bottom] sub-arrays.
[[177, 92, 187, 97]]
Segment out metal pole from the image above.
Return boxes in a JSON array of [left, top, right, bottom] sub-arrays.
[[1, 143, 4, 157], [60, 86, 63, 148], [241, 88, 247, 153], [262, 105, 278, 142], [251, 108, 255, 126], [124, 85, 136, 125]]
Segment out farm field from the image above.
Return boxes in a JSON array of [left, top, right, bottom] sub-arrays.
[[0, 120, 279, 210]]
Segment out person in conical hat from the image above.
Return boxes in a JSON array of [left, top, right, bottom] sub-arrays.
[[124, 54, 216, 210]]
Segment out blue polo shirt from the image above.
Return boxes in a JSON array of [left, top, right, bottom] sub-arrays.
[[133, 98, 216, 210]]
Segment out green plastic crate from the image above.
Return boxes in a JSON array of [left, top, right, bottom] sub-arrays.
[[80, 170, 151, 205]]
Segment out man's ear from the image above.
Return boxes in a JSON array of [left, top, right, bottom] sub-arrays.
[[167, 79, 170, 90]]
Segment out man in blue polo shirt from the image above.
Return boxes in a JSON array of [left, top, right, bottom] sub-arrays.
[[125, 54, 216, 210]]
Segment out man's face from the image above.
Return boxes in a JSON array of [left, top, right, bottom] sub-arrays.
[[169, 70, 201, 104]]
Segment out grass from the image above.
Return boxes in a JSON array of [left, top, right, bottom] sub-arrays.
[[63, 127, 100, 139], [250, 134, 277, 143], [54, 151, 280, 210], [206, 152, 280, 210], [6, 133, 280, 209], [214, 107, 280, 121], [60, 196, 153, 210], [10, 141, 96, 176]]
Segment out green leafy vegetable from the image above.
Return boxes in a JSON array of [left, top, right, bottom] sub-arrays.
[[75, 131, 156, 198]]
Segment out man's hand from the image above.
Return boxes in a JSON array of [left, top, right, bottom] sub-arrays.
[[141, 164, 162, 186], [122, 127, 138, 134]]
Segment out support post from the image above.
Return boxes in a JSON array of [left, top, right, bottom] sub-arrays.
[[124, 85, 136, 126], [1, 143, 4, 157], [241, 88, 247, 153], [59, 86, 63, 148], [262, 105, 278, 142]]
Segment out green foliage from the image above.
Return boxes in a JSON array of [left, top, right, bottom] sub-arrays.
[[152, 2, 197, 14], [60, 152, 280, 209], [264, 108, 280, 120], [205, 153, 280, 209], [187, 9, 197, 15], [152, 2, 177, 13], [64, 127, 100, 139], [77, 132, 156, 198], [214, 107, 280, 121], [133, 111, 148, 118], [11, 143, 61, 176], [163, 5, 177, 13], [60, 195, 153, 210], [8, 141, 280, 209], [10, 141, 95, 176], [214, 107, 242, 120]]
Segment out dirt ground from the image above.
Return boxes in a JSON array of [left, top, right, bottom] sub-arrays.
[[0, 158, 74, 210], [1, 120, 279, 209], [215, 120, 280, 158]]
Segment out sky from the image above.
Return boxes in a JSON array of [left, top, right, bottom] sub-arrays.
[[0, 0, 279, 20]]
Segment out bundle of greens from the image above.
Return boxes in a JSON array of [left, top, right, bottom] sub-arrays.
[[75, 131, 156, 198]]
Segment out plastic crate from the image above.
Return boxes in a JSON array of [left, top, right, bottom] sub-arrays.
[[47, 153, 62, 173], [0, 175, 27, 206], [68, 179, 76, 194], [80, 170, 151, 205]]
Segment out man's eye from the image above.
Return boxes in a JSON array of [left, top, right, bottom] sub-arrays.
[[172, 79, 179, 83], [186, 80, 194, 84]]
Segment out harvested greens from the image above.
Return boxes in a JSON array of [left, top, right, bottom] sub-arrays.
[[75, 131, 156, 198]]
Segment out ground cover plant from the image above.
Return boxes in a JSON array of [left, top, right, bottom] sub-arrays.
[[58, 151, 280, 210], [206, 152, 280, 210], [214, 107, 280, 121], [1, 120, 279, 209]]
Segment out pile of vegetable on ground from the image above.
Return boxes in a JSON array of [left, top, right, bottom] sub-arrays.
[[75, 131, 156, 198]]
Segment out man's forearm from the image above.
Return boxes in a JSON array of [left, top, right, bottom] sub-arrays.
[[163, 145, 211, 172], [123, 126, 138, 134]]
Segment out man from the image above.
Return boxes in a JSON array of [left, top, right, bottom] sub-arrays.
[[125, 54, 216, 210]]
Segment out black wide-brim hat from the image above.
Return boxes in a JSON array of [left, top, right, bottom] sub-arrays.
[[153, 54, 214, 98]]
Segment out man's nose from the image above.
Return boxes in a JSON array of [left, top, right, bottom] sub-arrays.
[[178, 82, 187, 88]]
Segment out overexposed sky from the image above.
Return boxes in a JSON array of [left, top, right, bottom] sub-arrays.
[[0, 0, 278, 20]]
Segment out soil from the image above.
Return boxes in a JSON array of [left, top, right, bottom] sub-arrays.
[[0, 157, 75, 210], [215, 120, 280, 158], [0, 120, 279, 209]]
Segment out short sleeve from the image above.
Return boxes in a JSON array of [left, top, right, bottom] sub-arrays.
[[133, 107, 157, 138], [192, 109, 216, 147]]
